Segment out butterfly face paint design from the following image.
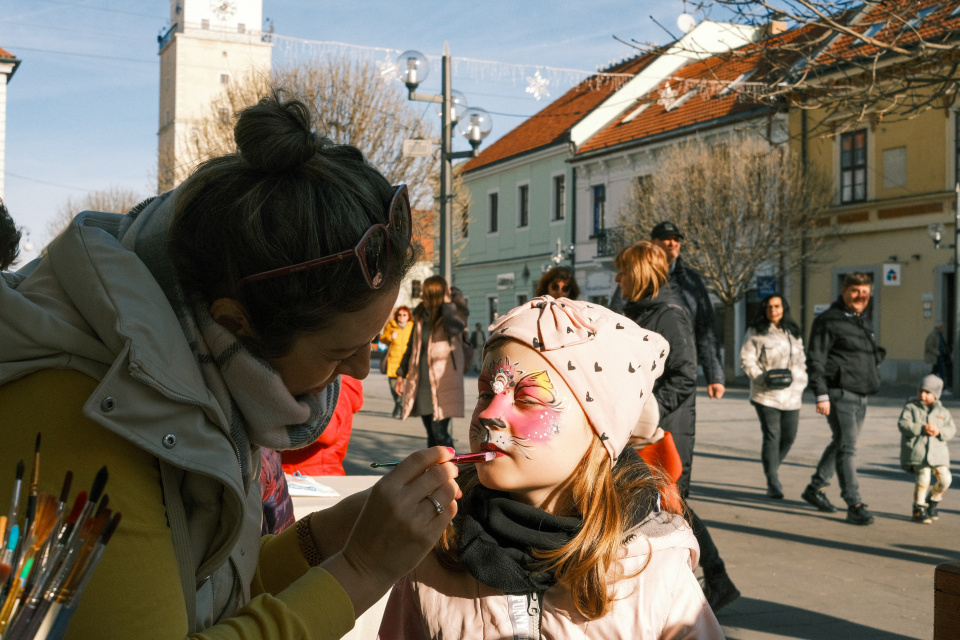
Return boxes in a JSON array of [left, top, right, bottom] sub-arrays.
[[470, 356, 568, 459]]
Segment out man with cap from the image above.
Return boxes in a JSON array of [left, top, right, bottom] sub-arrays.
[[650, 221, 726, 399]]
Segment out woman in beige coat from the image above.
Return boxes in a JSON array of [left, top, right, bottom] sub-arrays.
[[739, 294, 808, 499], [396, 275, 467, 447]]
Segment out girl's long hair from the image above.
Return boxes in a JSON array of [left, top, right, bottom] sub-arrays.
[[749, 294, 801, 338], [437, 438, 673, 620], [614, 242, 669, 302], [413, 275, 447, 324]]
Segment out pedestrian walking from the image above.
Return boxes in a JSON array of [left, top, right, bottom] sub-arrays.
[[468, 322, 486, 372], [897, 374, 955, 524], [615, 241, 740, 612], [379, 296, 724, 639], [739, 294, 808, 499], [650, 221, 725, 399], [396, 275, 468, 447], [381, 306, 413, 418], [803, 272, 887, 525], [924, 324, 951, 388], [535, 265, 580, 300]]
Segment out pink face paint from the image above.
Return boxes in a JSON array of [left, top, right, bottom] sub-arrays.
[[470, 357, 567, 458]]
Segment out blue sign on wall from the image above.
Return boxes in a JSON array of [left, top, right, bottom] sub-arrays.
[[757, 276, 777, 298]]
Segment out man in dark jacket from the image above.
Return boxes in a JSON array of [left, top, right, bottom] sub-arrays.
[[650, 221, 726, 399], [802, 272, 886, 525]]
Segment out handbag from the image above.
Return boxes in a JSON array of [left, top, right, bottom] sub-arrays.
[[765, 368, 793, 390], [379, 345, 389, 375], [763, 335, 793, 390]]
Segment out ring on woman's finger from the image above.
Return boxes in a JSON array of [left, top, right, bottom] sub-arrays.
[[426, 494, 444, 515]]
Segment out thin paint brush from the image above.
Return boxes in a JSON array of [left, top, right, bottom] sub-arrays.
[[370, 451, 498, 468], [23, 434, 41, 547], [40, 472, 73, 570], [55, 493, 85, 548], [94, 494, 109, 518], [4, 460, 24, 547], [61, 467, 107, 555], [0, 526, 18, 585]]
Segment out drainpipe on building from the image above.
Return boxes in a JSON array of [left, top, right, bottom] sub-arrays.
[[570, 165, 576, 270], [953, 183, 960, 395], [800, 110, 809, 340]]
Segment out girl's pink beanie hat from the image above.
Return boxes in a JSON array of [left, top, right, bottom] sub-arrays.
[[485, 296, 668, 463]]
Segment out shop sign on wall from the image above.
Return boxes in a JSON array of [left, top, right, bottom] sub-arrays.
[[882, 263, 901, 286]]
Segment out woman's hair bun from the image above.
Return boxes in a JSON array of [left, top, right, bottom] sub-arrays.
[[234, 93, 324, 172]]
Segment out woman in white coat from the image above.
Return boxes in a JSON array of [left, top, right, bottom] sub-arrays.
[[739, 294, 808, 499]]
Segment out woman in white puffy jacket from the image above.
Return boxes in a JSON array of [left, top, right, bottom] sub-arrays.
[[739, 294, 808, 499]]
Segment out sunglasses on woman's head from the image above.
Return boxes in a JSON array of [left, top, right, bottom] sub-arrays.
[[549, 282, 571, 294], [237, 184, 412, 290]]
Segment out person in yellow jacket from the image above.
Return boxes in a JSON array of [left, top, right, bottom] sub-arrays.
[[381, 306, 414, 418], [0, 93, 461, 640]]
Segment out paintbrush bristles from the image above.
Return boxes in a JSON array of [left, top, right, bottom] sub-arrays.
[[88, 467, 108, 505], [30, 495, 59, 550], [57, 472, 73, 506], [15, 460, 24, 482]]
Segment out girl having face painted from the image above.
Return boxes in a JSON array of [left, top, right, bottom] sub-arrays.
[[379, 297, 725, 640]]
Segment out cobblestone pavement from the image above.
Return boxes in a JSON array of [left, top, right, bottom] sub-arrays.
[[344, 372, 957, 639]]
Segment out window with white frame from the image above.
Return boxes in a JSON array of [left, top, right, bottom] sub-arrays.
[[487, 295, 499, 324], [840, 130, 867, 203], [488, 192, 499, 233], [552, 175, 565, 221], [518, 184, 530, 228], [592, 184, 606, 234]]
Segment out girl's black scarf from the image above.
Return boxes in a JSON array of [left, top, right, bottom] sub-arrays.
[[455, 448, 655, 595]]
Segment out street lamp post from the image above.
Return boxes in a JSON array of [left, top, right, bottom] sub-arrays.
[[398, 45, 492, 283]]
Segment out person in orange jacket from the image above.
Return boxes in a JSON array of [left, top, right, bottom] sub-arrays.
[[281, 375, 364, 476]]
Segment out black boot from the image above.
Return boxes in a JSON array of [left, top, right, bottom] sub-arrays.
[[392, 401, 403, 419], [703, 571, 740, 612]]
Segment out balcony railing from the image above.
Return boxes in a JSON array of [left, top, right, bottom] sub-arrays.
[[596, 226, 628, 258]]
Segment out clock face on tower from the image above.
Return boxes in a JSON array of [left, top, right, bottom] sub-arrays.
[[210, 0, 236, 20]]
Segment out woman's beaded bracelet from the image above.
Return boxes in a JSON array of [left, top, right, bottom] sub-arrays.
[[295, 515, 324, 567]]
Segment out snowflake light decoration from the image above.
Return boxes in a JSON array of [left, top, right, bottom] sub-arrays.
[[376, 53, 398, 83], [525, 70, 550, 101], [657, 82, 678, 108]]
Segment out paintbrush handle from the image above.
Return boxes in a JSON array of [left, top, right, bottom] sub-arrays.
[[371, 452, 494, 468]]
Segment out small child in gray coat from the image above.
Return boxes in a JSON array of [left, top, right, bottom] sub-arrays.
[[898, 374, 956, 523]]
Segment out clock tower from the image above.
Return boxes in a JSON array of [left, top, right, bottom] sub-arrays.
[[157, 0, 272, 190]]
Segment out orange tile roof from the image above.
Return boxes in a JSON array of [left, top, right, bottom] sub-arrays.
[[462, 53, 655, 173], [575, 26, 819, 156], [0, 46, 16, 59], [815, 0, 960, 67]]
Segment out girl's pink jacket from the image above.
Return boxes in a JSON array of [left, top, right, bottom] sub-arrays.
[[378, 511, 723, 640]]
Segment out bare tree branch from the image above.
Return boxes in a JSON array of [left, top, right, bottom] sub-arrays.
[[617, 135, 839, 378]]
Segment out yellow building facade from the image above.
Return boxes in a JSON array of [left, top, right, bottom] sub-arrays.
[[788, 105, 959, 384]]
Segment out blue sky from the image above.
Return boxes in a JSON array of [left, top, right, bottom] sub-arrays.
[[2, 0, 693, 261]]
